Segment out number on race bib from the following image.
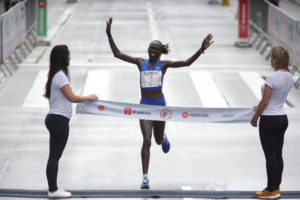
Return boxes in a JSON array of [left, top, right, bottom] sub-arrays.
[[141, 71, 162, 88]]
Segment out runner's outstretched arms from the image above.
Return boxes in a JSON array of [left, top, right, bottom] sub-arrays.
[[106, 17, 214, 69]]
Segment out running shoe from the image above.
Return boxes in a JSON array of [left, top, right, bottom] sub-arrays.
[[162, 133, 170, 153], [256, 188, 280, 199], [140, 177, 150, 189], [255, 187, 268, 196], [48, 188, 72, 198]]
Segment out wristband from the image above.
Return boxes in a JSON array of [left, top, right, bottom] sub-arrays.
[[199, 49, 204, 54]]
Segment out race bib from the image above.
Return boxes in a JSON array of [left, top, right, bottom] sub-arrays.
[[141, 70, 162, 88]]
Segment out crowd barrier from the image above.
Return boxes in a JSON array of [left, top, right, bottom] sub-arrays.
[[0, 0, 37, 84], [249, 0, 300, 88], [2, 1, 26, 61]]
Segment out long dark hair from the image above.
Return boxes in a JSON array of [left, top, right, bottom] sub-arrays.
[[44, 45, 70, 99]]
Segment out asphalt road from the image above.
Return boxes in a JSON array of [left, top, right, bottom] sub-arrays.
[[0, 0, 299, 199]]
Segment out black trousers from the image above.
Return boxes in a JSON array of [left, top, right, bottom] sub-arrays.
[[259, 115, 288, 191], [45, 114, 70, 192]]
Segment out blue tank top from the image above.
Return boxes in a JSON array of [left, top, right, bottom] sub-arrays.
[[140, 59, 164, 91]]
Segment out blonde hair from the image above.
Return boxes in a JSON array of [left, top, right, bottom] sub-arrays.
[[271, 46, 289, 70]]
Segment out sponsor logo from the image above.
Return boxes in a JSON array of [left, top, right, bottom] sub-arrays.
[[160, 109, 172, 120], [182, 112, 209, 118], [133, 110, 151, 115], [124, 108, 151, 116], [124, 107, 132, 115], [222, 114, 235, 118], [98, 105, 105, 111], [189, 113, 209, 118], [182, 112, 189, 118]]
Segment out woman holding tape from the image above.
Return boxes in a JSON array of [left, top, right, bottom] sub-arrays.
[[44, 45, 98, 198], [106, 17, 213, 189], [251, 46, 293, 199]]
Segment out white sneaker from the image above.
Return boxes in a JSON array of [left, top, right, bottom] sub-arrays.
[[48, 188, 72, 198]]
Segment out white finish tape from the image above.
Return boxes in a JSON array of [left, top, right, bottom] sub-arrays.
[[76, 100, 254, 123]]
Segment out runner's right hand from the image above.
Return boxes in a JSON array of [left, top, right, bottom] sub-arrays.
[[106, 17, 113, 36]]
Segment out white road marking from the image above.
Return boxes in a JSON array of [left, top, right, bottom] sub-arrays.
[[82, 70, 111, 100], [190, 71, 228, 108], [22, 70, 48, 108], [239, 72, 264, 101], [147, 2, 160, 40]]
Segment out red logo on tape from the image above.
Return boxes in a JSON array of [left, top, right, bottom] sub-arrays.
[[160, 109, 172, 120], [124, 107, 132, 115], [182, 112, 189, 118], [98, 105, 105, 111]]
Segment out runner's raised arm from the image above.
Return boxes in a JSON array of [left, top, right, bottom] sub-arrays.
[[106, 17, 143, 66]]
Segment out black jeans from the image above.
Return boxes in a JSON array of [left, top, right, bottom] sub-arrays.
[[259, 115, 288, 191], [45, 114, 70, 192]]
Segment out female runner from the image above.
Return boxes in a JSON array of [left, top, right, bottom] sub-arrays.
[[106, 17, 213, 189]]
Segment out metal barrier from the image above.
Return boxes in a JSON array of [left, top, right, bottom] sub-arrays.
[[249, 0, 300, 88], [25, 0, 36, 34], [249, 0, 271, 59], [250, 0, 268, 36], [0, 0, 37, 84]]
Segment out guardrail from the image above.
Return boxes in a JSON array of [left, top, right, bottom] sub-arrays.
[[0, 0, 37, 84], [249, 0, 300, 88]]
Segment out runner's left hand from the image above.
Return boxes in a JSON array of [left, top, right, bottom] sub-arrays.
[[200, 34, 214, 51]]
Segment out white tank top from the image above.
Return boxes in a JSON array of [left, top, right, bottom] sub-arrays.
[[48, 70, 72, 119], [261, 71, 294, 115]]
